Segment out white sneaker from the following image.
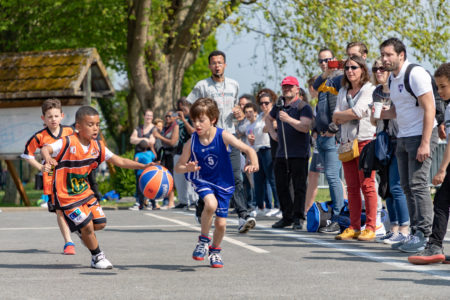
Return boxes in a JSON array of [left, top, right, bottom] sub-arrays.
[[249, 210, 257, 218], [265, 208, 278, 217], [128, 203, 140, 211], [238, 217, 256, 233], [274, 211, 282, 218], [40, 202, 48, 208], [91, 252, 113, 269]]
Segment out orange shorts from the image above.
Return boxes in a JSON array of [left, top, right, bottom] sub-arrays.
[[63, 198, 106, 232]]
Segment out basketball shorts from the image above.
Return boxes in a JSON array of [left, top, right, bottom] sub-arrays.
[[194, 182, 234, 218], [309, 152, 324, 173], [63, 197, 106, 232]]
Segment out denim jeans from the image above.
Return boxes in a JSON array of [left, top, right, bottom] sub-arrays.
[[254, 147, 280, 209], [274, 157, 308, 222], [385, 155, 410, 226], [316, 135, 344, 216], [396, 128, 438, 237], [229, 146, 249, 219]]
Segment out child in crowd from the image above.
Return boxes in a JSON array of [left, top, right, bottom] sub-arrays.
[[21, 99, 77, 255], [41, 106, 152, 269], [175, 98, 259, 268], [408, 62, 450, 265]]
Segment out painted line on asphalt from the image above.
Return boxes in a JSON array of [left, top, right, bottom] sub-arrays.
[[144, 212, 269, 254], [256, 225, 450, 281]]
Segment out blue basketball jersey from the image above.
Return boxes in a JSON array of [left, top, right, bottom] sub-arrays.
[[185, 128, 235, 193]]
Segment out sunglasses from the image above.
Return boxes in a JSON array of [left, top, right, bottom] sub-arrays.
[[318, 58, 332, 64], [372, 67, 386, 73], [344, 66, 360, 71], [165, 115, 172, 118], [259, 102, 271, 106]]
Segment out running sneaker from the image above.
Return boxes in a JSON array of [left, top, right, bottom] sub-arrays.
[[318, 221, 341, 234], [238, 216, 256, 233], [408, 243, 445, 265], [398, 231, 426, 253], [375, 231, 394, 243], [192, 235, 210, 261], [63, 242, 76, 255], [208, 247, 224, 268], [391, 233, 412, 250], [91, 252, 113, 269], [249, 210, 257, 218], [384, 232, 407, 245], [128, 203, 140, 211]]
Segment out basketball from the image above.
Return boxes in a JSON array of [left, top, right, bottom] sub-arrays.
[[139, 165, 174, 199]]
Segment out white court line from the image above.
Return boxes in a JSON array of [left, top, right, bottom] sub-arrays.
[[144, 213, 269, 254], [174, 211, 450, 280], [0, 224, 183, 231]]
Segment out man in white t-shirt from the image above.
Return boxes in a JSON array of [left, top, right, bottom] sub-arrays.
[[186, 50, 256, 233], [379, 38, 438, 254]]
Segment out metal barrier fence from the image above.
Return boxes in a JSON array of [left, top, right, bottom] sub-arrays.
[[317, 141, 447, 188]]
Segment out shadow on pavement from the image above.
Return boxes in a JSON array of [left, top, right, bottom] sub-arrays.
[[378, 277, 450, 286], [0, 263, 85, 269], [114, 264, 208, 272]]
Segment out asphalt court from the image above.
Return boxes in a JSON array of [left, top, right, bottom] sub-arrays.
[[1, 209, 450, 299]]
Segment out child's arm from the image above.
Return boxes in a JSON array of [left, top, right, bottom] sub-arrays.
[[222, 131, 259, 173], [174, 139, 200, 174], [432, 142, 450, 185], [40, 145, 57, 172], [25, 157, 45, 172], [108, 154, 152, 170]]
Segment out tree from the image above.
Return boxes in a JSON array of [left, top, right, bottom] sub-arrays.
[[230, 0, 449, 78]]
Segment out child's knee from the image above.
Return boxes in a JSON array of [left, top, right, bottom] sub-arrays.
[[80, 222, 94, 236], [215, 217, 227, 230], [94, 223, 106, 231]]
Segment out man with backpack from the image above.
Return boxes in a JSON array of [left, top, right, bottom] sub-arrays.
[[378, 38, 439, 253]]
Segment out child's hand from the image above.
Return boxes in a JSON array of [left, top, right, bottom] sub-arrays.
[[432, 170, 446, 186], [43, 159, 57, 172], [144, 162, 159, 168], [185, 161, 200, 172], [244, 163, 259, 174]]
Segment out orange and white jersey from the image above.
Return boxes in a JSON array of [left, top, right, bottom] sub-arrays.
[[50, 134, 110, 210], [21, 125, 74, 160]]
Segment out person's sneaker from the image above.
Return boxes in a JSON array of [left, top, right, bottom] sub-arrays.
[[443, 255, 450, 264], [208, 246, 224, 268], [265, 208, 279, 217], [192, 235, 210, 260], [391, 233, 412, 250], [318, 221, 340, 234], [384, 232, 407, 245], [292, 219, 304, 231], [274, 211, 282, 218], [91, 252, 113, 269], [63, 242, 76, 255], [238, 217, 256, 233], [335, 228, 359, 240], [375, 231, 394, 243], [408, 243, 445, 265], [272, 218, 293, 229], [128, 203, 140, 211], [173, 203, 187, 209], [398, 231, 426, 253], [357, 229, 376, 241], [249, 210, 257, 218]]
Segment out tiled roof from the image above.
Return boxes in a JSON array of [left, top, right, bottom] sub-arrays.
[[0, 48, 114, 100]]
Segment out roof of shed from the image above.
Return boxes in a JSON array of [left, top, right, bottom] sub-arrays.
[[0, 48, 114, 100]]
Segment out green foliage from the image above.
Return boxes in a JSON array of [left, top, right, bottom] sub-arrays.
[[110, 150, 137, 198], [0, 0, 127, 70], [181, 34, 217, 97], [231, 0, 449, 79]]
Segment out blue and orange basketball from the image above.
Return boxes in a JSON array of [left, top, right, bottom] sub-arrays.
[[139, 165, 173, 199]]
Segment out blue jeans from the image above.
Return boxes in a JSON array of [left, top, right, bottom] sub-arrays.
[[254, 147, 280, 209], [385, 155, 410, 226], [316, 136, 344, 216], [396, 129, 438, 236]]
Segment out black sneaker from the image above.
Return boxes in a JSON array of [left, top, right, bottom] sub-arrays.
[[318, 221, 340, 234], [173, 203, 187, 209], [272, 219, 293, 229], [292, 219, 304, 231], [408, 243, 445, 265]]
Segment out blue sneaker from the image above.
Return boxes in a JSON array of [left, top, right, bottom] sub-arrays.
[[398, 231, 426, 253], [384, 232, 407, 245], [375, 231, 394, 243], [208, 246, 223, 268], [192, 235, 210, 261]]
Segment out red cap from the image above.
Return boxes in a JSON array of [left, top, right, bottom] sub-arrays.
[[281, 76, 299, 87]]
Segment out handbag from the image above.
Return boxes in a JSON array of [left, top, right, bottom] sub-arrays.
[[338, 138, 359, 162]]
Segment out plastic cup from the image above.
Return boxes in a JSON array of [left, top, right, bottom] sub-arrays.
[[373, 102, 383, 119]]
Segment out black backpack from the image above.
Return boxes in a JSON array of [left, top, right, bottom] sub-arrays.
[[389, 64, 445, 125]]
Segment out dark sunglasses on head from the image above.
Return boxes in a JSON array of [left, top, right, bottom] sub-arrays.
[[318, 58, 332, 64], [372, 66, 386, 73], [344, 65, 360, 71], [259, 102, 271, 106]]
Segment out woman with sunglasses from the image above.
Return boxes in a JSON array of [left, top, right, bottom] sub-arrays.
[[370, 58, 410, 245], [153, 111, 180, 209], [332, 56, 377, 241]]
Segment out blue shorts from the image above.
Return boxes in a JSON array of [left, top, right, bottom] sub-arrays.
[[193, 182, 234, 218], [309, 152, 324, 173]]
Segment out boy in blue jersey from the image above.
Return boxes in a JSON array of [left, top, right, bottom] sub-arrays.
[[175, 98, 259, 268]]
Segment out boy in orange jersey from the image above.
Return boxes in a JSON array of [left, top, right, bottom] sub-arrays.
[[41, 106, 152, 269], [21, 99, 77, 255]]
